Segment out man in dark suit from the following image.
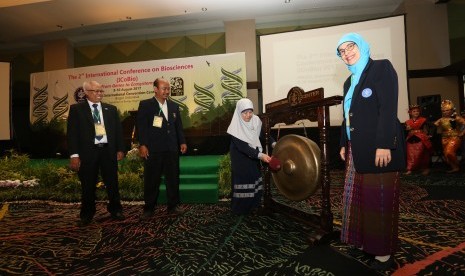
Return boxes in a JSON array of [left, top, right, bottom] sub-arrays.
[[67, 80, 125, 226], [136, 77, 187, 220]]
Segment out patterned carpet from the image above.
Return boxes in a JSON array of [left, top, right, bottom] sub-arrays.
[[0, 201, 374, 276], [341, 168, 465, 276], [0, 166, 464, 276]]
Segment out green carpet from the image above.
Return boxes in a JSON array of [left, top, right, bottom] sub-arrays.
[[159, 155, 221, 203]]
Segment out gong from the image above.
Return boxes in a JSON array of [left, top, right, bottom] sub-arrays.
[[271, 134, 321, 201]]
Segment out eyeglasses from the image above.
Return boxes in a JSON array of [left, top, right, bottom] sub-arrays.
[[87, 89, 104, 93], [158, 86, 170, 91], [337, 42, 356, 57]]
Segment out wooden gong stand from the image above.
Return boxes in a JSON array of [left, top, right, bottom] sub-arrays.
[[261, 87, 343, 244]]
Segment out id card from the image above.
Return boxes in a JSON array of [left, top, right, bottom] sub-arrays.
[[153, 116, 163, 128], [95, 124, 106, 136]]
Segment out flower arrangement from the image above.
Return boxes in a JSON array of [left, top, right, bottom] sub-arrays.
[[0, 149, 228, 202], [0, 179, 39, 188], [126, 144, 141, 161]]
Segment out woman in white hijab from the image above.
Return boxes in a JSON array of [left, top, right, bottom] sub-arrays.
[[227, 98, 271, 215]]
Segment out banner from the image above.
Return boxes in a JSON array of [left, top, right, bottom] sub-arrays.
[[30, 53, 247, 130]]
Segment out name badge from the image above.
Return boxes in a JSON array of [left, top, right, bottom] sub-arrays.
[[95, 124, 106, 136], [153, 116, 163, 128]]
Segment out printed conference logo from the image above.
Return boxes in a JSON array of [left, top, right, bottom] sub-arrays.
[[74, 86, 87, 103], [170, 77, 184, 96]]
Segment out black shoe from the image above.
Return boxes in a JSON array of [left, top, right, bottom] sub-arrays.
[[167, 206, 185, 215], [77, 218, 92, 227], [369, 257, 394, 271], [111, 211, 125, 220], [140, 210, 154, 221]]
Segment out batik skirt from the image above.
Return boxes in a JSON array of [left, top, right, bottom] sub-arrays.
[[230, 147, 263, 215], [341, 143, 400, 256]]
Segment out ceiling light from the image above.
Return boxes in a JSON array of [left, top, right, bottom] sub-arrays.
[[201, 7, 207, 12]]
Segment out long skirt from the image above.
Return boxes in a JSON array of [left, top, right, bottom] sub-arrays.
[[341, 144, 400, 256], [442, 136, 462, 170], [230, 147, 263, 215], [406, 139, 430, 171]]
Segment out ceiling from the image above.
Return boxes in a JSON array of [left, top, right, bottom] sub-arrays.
[[0, 0, 419, 52]]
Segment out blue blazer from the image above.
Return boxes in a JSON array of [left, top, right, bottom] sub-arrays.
[[340, 59, 406, 173], [136, 97, 186, 153]]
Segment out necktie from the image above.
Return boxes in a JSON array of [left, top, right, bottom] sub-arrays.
[[92, 104, 103, 140]]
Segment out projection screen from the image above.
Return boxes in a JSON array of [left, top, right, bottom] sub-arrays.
[[260, 15, 408, 126], [0, 62, 11, 140]]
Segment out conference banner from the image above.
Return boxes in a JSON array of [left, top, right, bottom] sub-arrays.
[[30, 52, 247, 132]]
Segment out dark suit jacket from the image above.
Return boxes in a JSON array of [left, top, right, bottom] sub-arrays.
[[340, 59, 406, 173], [67, 101, 124, 160], [136, 97, 186, 153]]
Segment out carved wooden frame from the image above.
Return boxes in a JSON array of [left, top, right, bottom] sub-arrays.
[[261, 87, 343, 244]]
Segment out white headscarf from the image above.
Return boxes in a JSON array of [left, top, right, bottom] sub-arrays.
[[227, 98, 263, 152]]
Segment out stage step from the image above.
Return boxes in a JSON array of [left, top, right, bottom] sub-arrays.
[[157, 183, 219, 204], [157, 155, 221, 204]]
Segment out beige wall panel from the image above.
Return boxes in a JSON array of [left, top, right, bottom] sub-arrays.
[[409, 76, 460, 105], [43, 39, 74, 71]]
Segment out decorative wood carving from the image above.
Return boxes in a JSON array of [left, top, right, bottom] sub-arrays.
[[261, 87, 343, 244]]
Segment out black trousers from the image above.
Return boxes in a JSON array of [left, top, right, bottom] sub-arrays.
[[78, 146, 122, 220], [143, 151, 180, 211]]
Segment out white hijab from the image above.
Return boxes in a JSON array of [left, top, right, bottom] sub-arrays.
[[227, 98, 263, 152]]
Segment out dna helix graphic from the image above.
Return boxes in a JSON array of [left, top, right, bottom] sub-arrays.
[[169, 95, 188, 113], [32, 84, 49, 124], [52, 94, 69, 120], [193, 83, 215, 114], [220, 67, 244, 104]]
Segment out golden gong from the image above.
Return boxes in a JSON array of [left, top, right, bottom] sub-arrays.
[[271, 134, 321, 201]]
